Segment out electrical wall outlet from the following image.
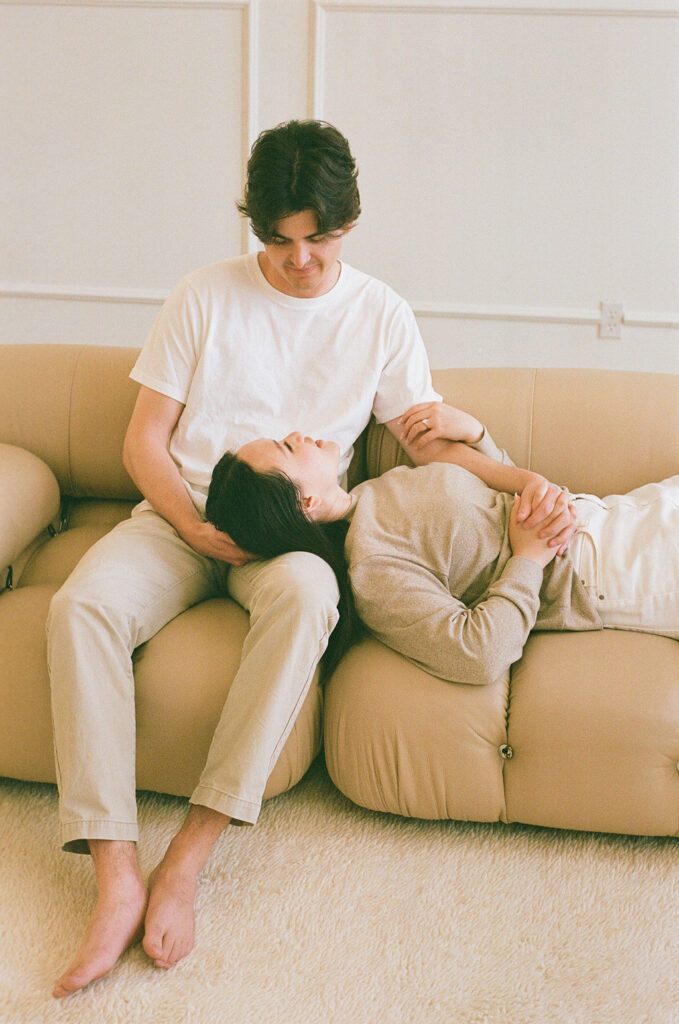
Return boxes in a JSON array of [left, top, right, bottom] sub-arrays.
[[599, 302, 624, 340]]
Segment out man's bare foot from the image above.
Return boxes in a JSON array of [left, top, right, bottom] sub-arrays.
[[53, 841, 147, 998], [143, 804, 230, 970], [143, 862, 197, 969]]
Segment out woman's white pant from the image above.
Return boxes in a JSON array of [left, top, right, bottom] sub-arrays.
[[46, 508, 339, 853], [571, 475, 679, 640]]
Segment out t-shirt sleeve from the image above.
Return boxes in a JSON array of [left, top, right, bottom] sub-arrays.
[[129, 277, 202, 404], [371, 300, 441, 424], [349, 552, 544, 686]]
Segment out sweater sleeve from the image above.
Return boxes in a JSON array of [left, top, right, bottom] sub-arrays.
[[348, 553, 544, 686], [470, 426, 516, 467]]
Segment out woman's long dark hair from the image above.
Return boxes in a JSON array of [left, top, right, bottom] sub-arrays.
[[206, 451, 362, 680]]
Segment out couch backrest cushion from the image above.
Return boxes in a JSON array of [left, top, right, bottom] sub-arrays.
[[0, 344, 141, 499], [1, 346, 676, 501], [365, 366, 679, 497]]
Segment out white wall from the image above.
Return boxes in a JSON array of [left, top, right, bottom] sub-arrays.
[[1, 0, 678, 371]]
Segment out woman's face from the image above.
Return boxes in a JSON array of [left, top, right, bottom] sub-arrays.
[[238, 432, 341, 501]]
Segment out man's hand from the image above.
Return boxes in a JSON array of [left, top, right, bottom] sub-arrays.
[[184, 521, 254, 565], [516, 474, 578, 557], [509, 496, 559, 570], [398, 402, 484, 449]]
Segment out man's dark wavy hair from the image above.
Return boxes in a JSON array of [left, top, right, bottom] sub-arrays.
[[206, 451, 363, 680], [237, 120, 361, 243]]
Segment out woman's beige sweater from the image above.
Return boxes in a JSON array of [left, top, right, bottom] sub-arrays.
[[346, 453, 602, 686]]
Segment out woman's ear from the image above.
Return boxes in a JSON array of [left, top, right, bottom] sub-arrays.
[[301, 494, 322, 519]]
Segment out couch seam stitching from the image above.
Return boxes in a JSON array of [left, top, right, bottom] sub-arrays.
[[527, 368, 537, 472], [66, 347, 83, 496]]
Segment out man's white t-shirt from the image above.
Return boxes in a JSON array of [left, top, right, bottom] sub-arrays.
[[131, 252, 440, 512]]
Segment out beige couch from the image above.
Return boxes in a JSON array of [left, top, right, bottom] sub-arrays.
[[1, 344, 678, 837]]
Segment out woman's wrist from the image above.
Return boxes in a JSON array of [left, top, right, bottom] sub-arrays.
[[496, 466, 540, 494], [521, 470, 547, 492]]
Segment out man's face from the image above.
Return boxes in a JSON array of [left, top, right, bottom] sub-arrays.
[[258, 209, 353, 298]]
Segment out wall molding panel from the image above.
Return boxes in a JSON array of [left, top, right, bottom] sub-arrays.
[[4, 287, 675, 333], [2, 0, 677, 366], [311, 0, 679, 345], [0, 0, 259, 306], [0, 284, 167, 305], [0, 0, 253, 10], [313, 0, 679, 104], [411, 303, 679, 330], [313, 1, 679, 16]]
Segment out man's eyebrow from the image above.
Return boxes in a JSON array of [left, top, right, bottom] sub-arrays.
[[271, 230, 335, 243]]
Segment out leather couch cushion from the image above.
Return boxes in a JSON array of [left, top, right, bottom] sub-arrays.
[[17, 501, 135, 588], [324, 638, 510, 823], [0, 444, 60, 572], [0, 345, 141, 499], [505, 630, 679, 836], [0, 585, 56, 782]]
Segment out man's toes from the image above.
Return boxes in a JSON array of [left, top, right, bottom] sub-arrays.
[[53, 963, 101, 999], [174, 938, 192, 964], [147, 939, 175, 970], [53, 980, 74, 999], [143, 925, 182, 966], [142, 931, 163, 961], [149, 935, 192, 969]]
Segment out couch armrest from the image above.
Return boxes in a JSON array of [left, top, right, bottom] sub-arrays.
[[0, 444, 61, 575]]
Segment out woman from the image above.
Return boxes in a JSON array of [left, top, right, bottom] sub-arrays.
[[205, 421, 678, 685]]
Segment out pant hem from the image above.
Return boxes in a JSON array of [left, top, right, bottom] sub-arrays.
[[60, 819, 139, 855], [190, 785, 261, 826]]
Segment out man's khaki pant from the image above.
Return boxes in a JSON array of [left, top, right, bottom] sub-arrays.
[[46, 508, 339, 853]]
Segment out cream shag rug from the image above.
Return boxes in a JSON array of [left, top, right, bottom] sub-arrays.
[[1, 758, 678, 1024]]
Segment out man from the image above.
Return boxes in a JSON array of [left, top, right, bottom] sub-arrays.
[[47, 120, 573, 997]]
